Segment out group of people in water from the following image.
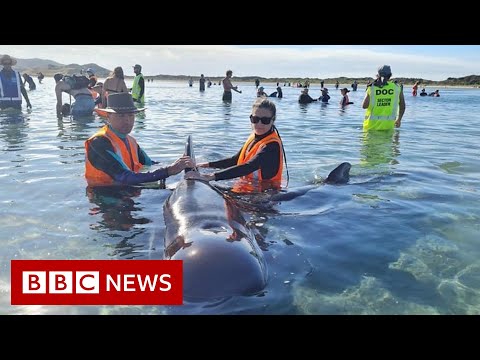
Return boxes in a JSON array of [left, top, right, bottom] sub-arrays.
[[413, 80, 440, 97], [83, 64, 407, 191], [419, 88, 440, 97], [53, 64, 145, 118], [256, 86, 283, 98], [297, 86, 353, 107], [0, 53, 432, 193], [0, 54, 146, 118]]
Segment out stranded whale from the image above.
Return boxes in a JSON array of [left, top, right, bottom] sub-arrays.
[[163, 136, 267, 301]]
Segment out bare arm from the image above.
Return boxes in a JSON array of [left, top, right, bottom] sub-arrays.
[[19, 77, 31, 108], [362, 88, 370, 109], [223, 78, 241, 93], [395, 91, 406, 128], [55, 82, 67, 117]]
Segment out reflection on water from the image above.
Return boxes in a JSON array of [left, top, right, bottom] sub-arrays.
[[134, 111, 147, 131], [87, 185, 151, 232], [57, 115, 97, 141], [222, 101, 232, 120], [298, 103, 309, 114], [359, 130, 400, 168], [1, 80, 480, 314], [86, 186, 152, 258], [0, 112, 29, 152]]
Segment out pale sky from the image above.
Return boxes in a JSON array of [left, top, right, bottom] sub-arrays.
[[1, 45, 479, 80]]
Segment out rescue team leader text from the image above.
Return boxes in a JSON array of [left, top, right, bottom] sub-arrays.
[[11, 260, 183, 305]]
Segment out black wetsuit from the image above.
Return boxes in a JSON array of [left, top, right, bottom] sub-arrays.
[[209, 128, 281, 181], [319, 94, 330, 103], [298, 94, 317, 104], [23, 75, 36, 90], [88, 75, 97, 88], [86, 130, 170, 186]]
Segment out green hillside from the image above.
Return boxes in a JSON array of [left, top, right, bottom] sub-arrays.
[[0, 55, 112, 78]]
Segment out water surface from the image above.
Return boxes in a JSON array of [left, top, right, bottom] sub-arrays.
[[1, 80, 479, 315]]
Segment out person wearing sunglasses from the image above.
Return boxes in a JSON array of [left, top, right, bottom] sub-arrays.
[[185, 98, 285, 192]]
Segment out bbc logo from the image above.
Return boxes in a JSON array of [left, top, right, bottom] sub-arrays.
[[11, 260, 182, 305], [23, 271, 100, 294]]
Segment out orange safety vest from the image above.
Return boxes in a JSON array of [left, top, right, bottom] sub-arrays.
[[232, 131, 284, 193], [85, 125, 143, 186]]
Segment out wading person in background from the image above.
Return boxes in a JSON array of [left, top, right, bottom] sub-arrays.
[[54, 73, 95, 118], [222, 69, 242, 102], [102, 66, 129, 108], [0, 55, 32, 110], [131, 64, 145, 104]]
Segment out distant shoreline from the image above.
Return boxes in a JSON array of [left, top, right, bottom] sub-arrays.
[[35, 74, 480, 89], [141, 79, 480, 89]]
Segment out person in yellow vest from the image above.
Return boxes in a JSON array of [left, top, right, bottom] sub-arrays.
[[131, 64, 145, 104], [362, 65, 406, 131], [85, 93, 194, 187], [185, 98, 285, 192]]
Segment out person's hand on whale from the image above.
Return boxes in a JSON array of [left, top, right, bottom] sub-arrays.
[[184, 170, 215, 182], [167, 156, 195, 176]]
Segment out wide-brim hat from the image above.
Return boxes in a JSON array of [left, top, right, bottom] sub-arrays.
[[103, 93, 145, 113], [0, 54, 17, 66]]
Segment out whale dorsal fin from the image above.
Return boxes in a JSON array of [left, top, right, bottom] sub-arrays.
[[184, 135, 197, 173], [325, 162, 351, 184]]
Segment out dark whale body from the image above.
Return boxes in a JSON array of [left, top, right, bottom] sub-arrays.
[[163, 137, 267, 301]]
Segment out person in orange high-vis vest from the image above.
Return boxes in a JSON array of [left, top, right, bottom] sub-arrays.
[[85, 93, 194, 187], [185, 98, 286, 193]]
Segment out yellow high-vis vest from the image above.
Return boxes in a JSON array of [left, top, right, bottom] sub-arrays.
[[363, 82, 401, 131]]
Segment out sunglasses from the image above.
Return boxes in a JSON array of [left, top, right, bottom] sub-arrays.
[[250, 115, 273, 125]]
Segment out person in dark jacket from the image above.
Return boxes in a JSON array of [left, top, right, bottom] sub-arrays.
[[298, 88, 317, 104]]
